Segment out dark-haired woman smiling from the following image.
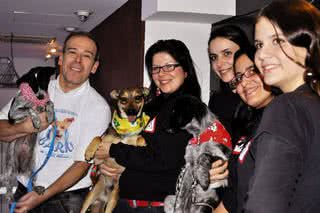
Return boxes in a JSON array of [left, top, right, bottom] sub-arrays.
[[242, 1, 320, 212], [95, 39, 202, 213], [208, 25, 252, 144], [213, 47, 276, 213]]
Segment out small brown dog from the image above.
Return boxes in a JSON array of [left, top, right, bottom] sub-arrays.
[[81, 87, 150, 213]]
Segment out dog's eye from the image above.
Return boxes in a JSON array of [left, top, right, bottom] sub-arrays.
[[135, 96, 143, 102], [119, 98, 128, 104]]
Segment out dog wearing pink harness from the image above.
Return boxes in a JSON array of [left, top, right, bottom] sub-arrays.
[[1, 66, 56, 201]]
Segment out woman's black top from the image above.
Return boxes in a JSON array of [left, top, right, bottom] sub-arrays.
[[109, 91, 192, 201], [222, 108, 264, 213], [223, 84, 320, 213], [243, 84, 320, 212]]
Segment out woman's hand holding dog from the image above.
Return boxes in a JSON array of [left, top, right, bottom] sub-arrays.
[[209, 160, 229, 182], [95, 143, 125, 178], [99, 163, 125, 178]]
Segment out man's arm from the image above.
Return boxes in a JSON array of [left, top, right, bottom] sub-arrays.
[[0, 120, 29, 142], [0, 112, 50, 142], [0, 99, 28, 142], [14, 161, 90, 213]]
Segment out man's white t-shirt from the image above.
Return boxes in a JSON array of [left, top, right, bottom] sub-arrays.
[[0, 77, 111, 191]]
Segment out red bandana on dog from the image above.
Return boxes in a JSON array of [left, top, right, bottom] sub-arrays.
[[20, 83, 49, 107], [189, 120, 232, 150]]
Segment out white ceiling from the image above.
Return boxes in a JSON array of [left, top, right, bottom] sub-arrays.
[[0, 0, 128, 58]]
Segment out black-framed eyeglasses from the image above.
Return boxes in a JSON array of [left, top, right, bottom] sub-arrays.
[[229, 65, 259, 90], [151, 63, 181, 75]]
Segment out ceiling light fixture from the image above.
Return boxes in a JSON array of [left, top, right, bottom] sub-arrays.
[[74, 10, 93, 22], [45, 53, 52, 59], [49, 47, 57, 53], [49, 38, 56, 45], [45, 37, 59, 60], [64, 26, 78, 32]]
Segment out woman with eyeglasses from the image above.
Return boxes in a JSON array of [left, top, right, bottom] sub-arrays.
[[213, 46, 278, 213], [94, 39, 203, 212], [208, 25, 252, 145]]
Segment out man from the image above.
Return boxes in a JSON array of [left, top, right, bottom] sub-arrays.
[[0, 31, 111, 213]]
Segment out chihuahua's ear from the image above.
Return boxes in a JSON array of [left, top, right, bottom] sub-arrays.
[[142, 87, 150, 97], [110, 89, 120, 100]]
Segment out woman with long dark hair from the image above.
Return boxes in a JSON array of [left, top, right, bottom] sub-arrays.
[[95, 39, 203, 212], [213, 46, 277, 213], [243, 1, 320, 212], [208, 25, 252, 143]]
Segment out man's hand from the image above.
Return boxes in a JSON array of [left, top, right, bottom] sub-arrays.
[[22, 112, 51, 134], [14, 191, 44, 213], [0, 112, 51, 142], [38, 112, 52, 131], [13, 161, 90, 212]]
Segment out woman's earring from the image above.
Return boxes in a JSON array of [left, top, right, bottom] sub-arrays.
[[156, 87, 161, 96], [306, 71, 313, 77]]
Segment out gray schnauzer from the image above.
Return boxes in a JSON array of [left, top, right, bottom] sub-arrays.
[[0, 66, 56, 201], [164, 95, 232, 213]]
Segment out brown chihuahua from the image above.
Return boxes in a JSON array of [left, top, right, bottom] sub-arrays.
[[81, 87, 150, 213]]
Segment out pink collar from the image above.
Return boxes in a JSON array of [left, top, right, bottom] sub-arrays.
[[20, 83, 49, 107], [189, 120, 232, 150]]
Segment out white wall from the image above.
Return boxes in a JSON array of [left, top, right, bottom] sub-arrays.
[[142, 0, 235, 21], [142, 0, 235, 104], [143, 20, 212, 104], [0, 57, 54, 108], [157, 0, 235, 15]]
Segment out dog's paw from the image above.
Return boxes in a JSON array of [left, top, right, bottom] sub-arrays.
[[46, 101, 55, 123], [102, 134, 119, 144], [195, 154, 222, 190], [210, 179, 228, 189], [136, 136, 146, 146], [85, 137, 102, 161], [29, 109, 41, 129], [164, 195, 176, 213], [123, 135, 147, 146]]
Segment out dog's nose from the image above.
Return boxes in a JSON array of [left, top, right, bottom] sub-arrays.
[[127, 108, 138, 116]]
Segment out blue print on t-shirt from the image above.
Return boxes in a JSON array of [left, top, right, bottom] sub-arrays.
[[38, 109, 77, 158]]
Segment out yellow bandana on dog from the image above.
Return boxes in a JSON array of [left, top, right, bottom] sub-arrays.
[[112, 111, 150, 136]]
